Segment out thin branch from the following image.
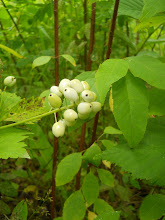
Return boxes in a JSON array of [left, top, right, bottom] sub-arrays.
[[152, 25, 164, 51], [1, 0, 25, 44], [51, 0, 59, 219], [0, 104, 74, 131], [76, 2, 97, 191], [106, 0, 120, 59], [134, 25, 162, 56], [90, 0, 120, 145]]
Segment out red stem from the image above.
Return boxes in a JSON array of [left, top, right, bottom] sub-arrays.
[[90, 0, 120, 145], [51, 0, 59, 219]]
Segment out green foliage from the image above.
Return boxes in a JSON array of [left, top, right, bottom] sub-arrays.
[[0, 200, 11, 215], [139, 194, 165, 220], [94, 198, 114, 214], [112, 72, 149, 147], [6, 96, 47, 123], [102, 118, 165, 186], [149, 88, 165, 116], [141, 0, 165, 21], [11, 200, 28, 220], [63, 190, 86, 220], [0, 44, 24, 58], [127, 56, 165, 90], [0, 91, 21, 122], [104, 126, 122, 134], [61, 54, 76, 66], [0, 128, 30, 159], [32, 56, 52, 68], [97, 168, 114, 187], [56, 153, 82, 186], [83, 143, 101, 167], [82, 172, 99, 206], [96, 59, 129, 104], [0, 181, 18, 197]]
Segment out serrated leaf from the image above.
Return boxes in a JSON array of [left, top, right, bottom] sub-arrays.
[[0, 200, 11, 215], [139, 194, 165, 220], [56, 153, 82, 186], [0, 128, 30, 159], [6, 96, 47, 123], [97, 169, 114, 187], [94, 199, 114, 215], [11, 200, 28, 220], [61, 54, 76, 66], [96, 59, 129, 104], [63, 191, 86, 220], [0, 44, 23, 58], [149, 88, 165, 116], [141, 0, 165, 21], [0, 91, 21, 122], [101, 118, 165, 186], [82, 172, 99, 206], [32, 56, 51, 68], [112, 72, 149, 147], [83, 143, 101, 167], [104, 126, 122, 135], [127, 56, 165, 90], [118, 0, 144, 19]]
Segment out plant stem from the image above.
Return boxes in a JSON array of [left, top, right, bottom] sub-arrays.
[[51, 0, 59, 219], [126, 21, 129, 57], [106, 0, 120, 59], [134, 25, 161, 56], [76, 2, 97, 190], [0, 104, 74, 131], [90, 0, 120, 145], [152, 25, 164, 51]]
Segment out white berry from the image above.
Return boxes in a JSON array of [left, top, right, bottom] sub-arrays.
[[81, 81, 90, 90], [50, 86, 62, 97], [4, 76, 16, 87], [91, 102, 101, 113], [65, 120, 76, 127], [64, 109, 78, 122], [70, 79, 84, 93], [63, 88, 78, 102], [52, 121, 65, 137], [59, 79, 71, 92], [58, 119, 66, 127], [92, 92, 97, 101], [48, 93, 62, 108], [77, 102, 92, 114], [81, 90, 94, 102]]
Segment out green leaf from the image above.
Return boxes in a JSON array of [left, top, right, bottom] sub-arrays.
[[0, 44, 23, 58], [115, 30, 136, 50], [112, 72, 149, 147], [82, 172, 99, 206], [61, 54, 76, 66], [141, 0, 165, 21], [102, 118, 165, 186], [96, 59, 128, 104], [11, 200, 28, 220], [118, 0, 144, 19], [32, 56, 51, 68], [135, 16, 165, 31], [104, 126, 122, 135], [6, 96, 47, 123], [149, 88, 165, 116], [97, 169, 114, 187], [95, 212, 120, 220], [0, 91, 21, 122], [127, 56, 165, 90], [94, 199, 114, 215], [139, 194, 165, 220], [83, 143, 101, 167], [0, 128, 30, 159], [0, 200, 11, 215], [63, 191, 86, 220], [0, 181, 18, 197], [56, 153, 82, 186]]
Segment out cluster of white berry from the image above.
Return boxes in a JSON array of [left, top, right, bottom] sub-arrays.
[[48, 79, 101, 138]]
